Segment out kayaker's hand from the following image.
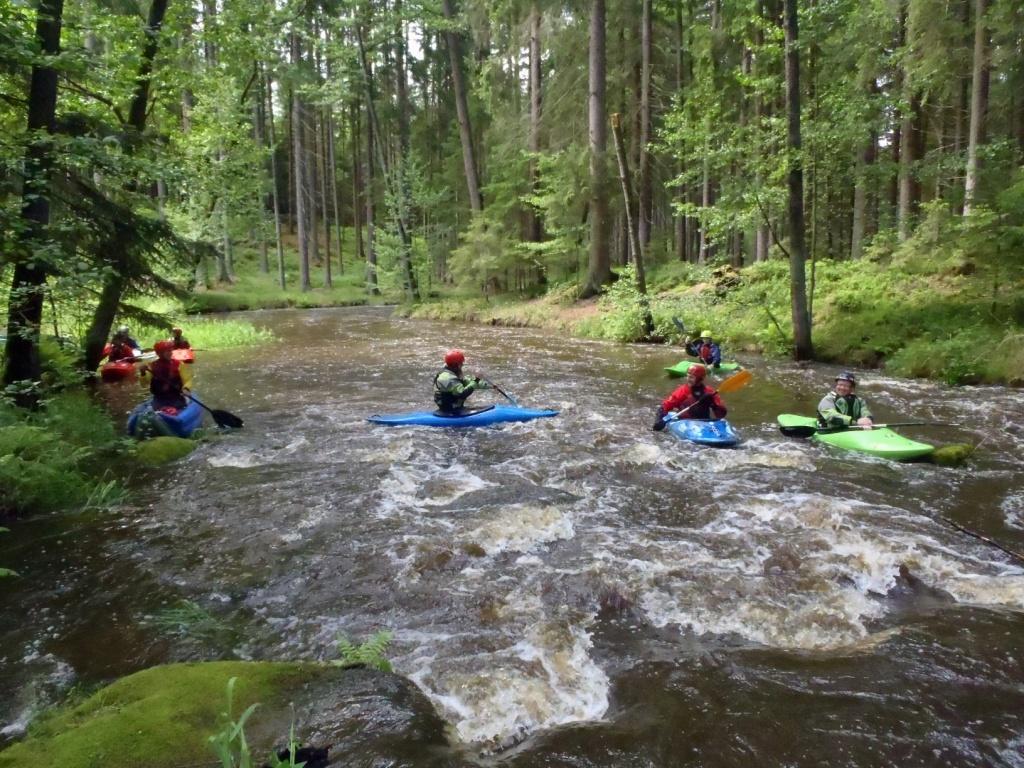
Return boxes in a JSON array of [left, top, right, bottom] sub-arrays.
[[857, 417, 873, 428], [652, 408, 668, 432]]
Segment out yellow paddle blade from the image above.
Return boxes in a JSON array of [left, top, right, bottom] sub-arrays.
[[717, 368, 753, 393]]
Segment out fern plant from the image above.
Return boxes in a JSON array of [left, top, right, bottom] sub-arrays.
[[334, 631, 393, 672]]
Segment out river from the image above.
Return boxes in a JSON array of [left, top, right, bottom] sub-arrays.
[[3, 306, 1024, 765]]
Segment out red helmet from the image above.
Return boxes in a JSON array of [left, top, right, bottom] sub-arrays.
[[444, 349, 465, 367], [689, 364, 707, 381], [154, 340, 174, 355]]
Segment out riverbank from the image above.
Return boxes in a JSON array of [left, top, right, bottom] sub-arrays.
[[402, 256, 1024, 387]]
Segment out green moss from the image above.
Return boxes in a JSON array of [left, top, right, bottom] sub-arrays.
[[0, 662, 335, 768], [930, 443, 975, 467], [134, 437, 197, 465]]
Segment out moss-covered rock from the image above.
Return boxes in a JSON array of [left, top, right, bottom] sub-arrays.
[[930, 443, 975, 466], [134, 436, 196, 466], [0, 661, 455, 768], [0, 662, 321, 768]]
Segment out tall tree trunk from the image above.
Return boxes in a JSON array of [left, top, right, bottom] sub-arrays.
[[441, 0, 484, 212], [318, 110, 332, 287], [527, 2, 543, 245], [581, 0, 610, 298], [350, 100, 366, 276], [307, 111, 320, 270], [327, 111, 344, 274], [851, 138, 872, 259], [253, 72, 270, 274], [784, 0, 812, 359], [638, 0, 653, 250], [753, 0, 769, 263], [4, 0, 65, 396], [364, 89, 379, 295], [674, 0, 687, 261], [83, 0, 169, 372], [897, 91, 922, 240], [393, 0, 419, 299], [253, 67, 269, 274], [963, 0, 989, 215], [265, 70, 286, 289], [610, 113, 654, 336], [291, 30, 311, 291], [698, 131, 711, 263]]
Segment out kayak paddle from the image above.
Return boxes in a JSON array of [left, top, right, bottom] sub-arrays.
[[663, 369, 753, 423], [187, 394, 244, 429], [781, 421, 957, 438], [480, 377, 518, 407], [672, 317, 687, 334]]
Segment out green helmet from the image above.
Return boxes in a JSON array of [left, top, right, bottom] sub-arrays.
[[700, 330, 713, 339]]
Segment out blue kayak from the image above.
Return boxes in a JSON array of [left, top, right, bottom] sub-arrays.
[[667, 418, 741, 447], [368, 404, 558, 428], [127, 397, 204, 438]]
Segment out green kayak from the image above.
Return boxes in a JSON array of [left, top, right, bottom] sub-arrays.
[[664, 360, 742, 377], [777, 414, 935, 461]]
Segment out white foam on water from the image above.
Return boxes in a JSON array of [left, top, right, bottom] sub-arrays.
[[376, 461, 493, 515], [1002, 491, 1024, 530], [412, 619, 609, 750], [462, 504, 575, 556], [206, 436, 312, 468], [620, 493, 1001, 650]]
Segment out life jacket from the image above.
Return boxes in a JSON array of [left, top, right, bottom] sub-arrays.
[[818, 392, 868, 425], [433, 368, 472, 412], [697, 342, 719, 364], [107, 342, 136, 362], [149, 358, 185, 407]]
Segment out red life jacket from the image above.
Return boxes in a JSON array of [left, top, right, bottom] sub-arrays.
[[661, 383, 727, 420], [149, 358, 184, 405], [107, 342, 136, 361]]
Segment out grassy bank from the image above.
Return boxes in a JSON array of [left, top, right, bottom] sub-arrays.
[[403, 249, 1024, 387]]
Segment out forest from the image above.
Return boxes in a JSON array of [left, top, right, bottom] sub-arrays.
[[1, 0, 1022, 395]]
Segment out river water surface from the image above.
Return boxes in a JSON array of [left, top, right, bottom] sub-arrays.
[[3, 306, 1024, 765]]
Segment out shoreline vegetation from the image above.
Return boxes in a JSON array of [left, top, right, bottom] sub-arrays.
[[181, 232, 1023, 387]]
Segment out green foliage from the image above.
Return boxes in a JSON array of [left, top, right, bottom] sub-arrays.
[[208, 677, 260, 768], [580, 265, 650, 342], [0, 389, 128, 516], [144, 600, 231, 643], [334, 631, 393, 673]]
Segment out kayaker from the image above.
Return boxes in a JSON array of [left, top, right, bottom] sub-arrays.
[[104, 326, 141, 362], [652, 364, 727, 431], [817, 371, 873, 428], [434, 349, 491, 415], [139, 340, 193, 411], [170, 327, 191, 349], [686, 330, 722, 369]]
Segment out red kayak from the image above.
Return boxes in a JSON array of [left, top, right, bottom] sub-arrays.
[[100, 360, 138, 382]]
